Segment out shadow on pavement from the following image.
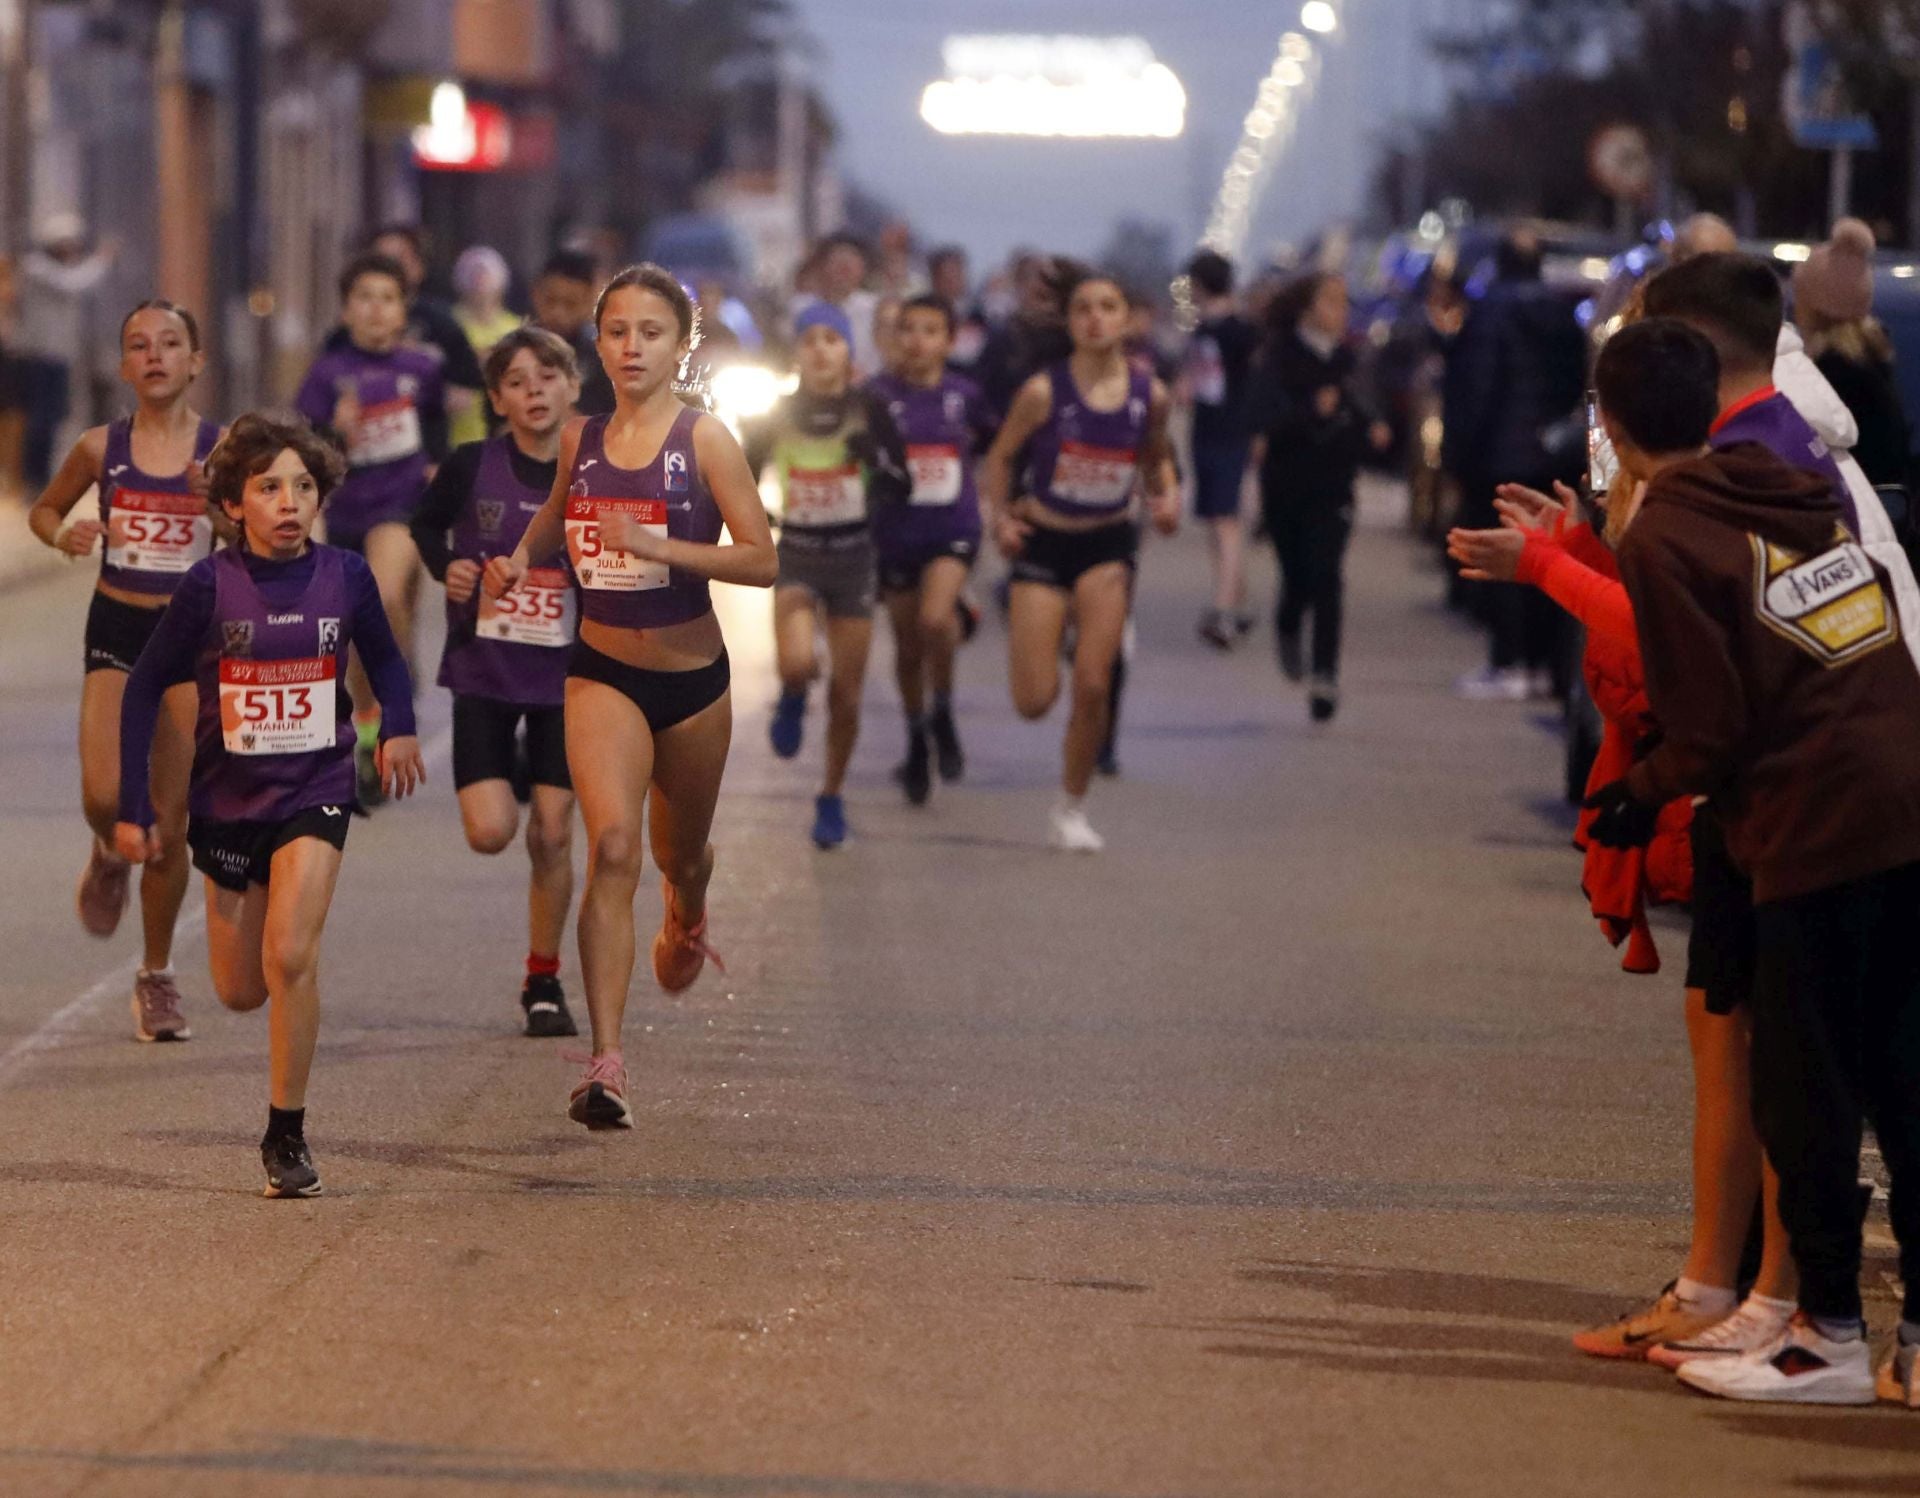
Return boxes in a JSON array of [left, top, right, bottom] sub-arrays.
[[0, 1436, 1195, 1498]]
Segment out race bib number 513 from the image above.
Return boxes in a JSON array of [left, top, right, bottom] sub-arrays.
[[219, 657, 337, 755]]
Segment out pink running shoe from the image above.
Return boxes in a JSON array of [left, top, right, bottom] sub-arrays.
[[652, 884, 725, 995], [76, 844, 131, 938], [567, 1052, 632, 1130], [131, 970, 191, 1043]]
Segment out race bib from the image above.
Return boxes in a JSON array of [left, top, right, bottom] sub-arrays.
[[219, 657, 336, 755], [349, 398, 422, 467], [1052, 441, 1138, 508], [105, 489, 209, 574], [906, 445, 964, 507], [479, 566, 577, 646], [566, 495, 668, 592], [785, 463, 866, 525]]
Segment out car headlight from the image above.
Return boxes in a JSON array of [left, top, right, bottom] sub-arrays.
[[709, 364, 782, 433]]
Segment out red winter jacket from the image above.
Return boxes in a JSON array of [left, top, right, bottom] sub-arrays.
[[1516, 517, 1693, 973]]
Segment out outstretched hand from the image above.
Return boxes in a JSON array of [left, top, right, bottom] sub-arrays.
[[1446, 525, 1526, 583]]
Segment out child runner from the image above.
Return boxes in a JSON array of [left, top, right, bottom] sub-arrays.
[[1248, 271, 1392, 722], [27, 299, 221, 1042], [113, 412, 424, 1197], [294, 252, 446, 806], [1182, 250, 1260, 650], [866, 294, 995, 805], [744, 301, 910, 848], [410, 327, 582, 1038], [483, 264, 776, 1131], [1590, 318, 1920, 1407], [981, 270, 1178, 851]]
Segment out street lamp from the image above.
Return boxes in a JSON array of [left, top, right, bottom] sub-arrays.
[[1301, 2, 1338, 36]]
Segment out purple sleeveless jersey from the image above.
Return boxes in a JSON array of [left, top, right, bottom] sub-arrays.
[[192, 546, 357, 821], [98, 417, 221, 596], [294, 344, 444, 537], [438, 436, 573, 708], [867, 371, 988, 557], [1026, 361, 1153, 521], [564, 405, 722, 631]]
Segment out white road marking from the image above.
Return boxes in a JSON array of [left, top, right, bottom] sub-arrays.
[[0, 722, 451, 1091]]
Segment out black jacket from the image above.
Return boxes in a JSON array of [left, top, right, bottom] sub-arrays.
[[1445, 277, 1586, 485], [1249, 331, 1371, 504], [1816, 349, 1910, 490]]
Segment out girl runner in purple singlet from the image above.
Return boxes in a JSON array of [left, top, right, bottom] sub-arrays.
[[113, 412, 425, 1198], [981, 272, 1178, 852], [484, 265, 776, 1132], [27, 300, 222, 1042]]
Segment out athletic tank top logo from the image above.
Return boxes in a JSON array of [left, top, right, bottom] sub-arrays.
[[666, 449, 689, 492], [223, 620, 254, 656], [477, 499, 506, 535], [318, 618, 340, 653], [944, 390, 966, 425]]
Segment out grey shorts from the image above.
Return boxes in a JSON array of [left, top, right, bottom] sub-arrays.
[[777, 533, 876, 619]]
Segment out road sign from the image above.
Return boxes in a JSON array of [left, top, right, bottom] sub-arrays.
[[1784, 2, 1879, 151]]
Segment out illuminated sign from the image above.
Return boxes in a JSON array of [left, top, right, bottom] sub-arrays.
[[412, 81, 514, 172], [919, 35, 1186, 139]]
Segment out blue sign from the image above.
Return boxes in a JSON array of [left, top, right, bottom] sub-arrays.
[[1786, 13, 1879, 150]]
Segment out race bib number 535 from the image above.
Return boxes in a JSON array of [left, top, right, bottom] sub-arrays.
[[479, 566, 577, 646], [219, 657, 337, 755]]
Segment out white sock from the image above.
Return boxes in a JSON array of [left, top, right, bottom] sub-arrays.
[[1673, 1277, 1737, 1314], [1747, 1293, 1796, 1319], [137, 966, 173, 980]]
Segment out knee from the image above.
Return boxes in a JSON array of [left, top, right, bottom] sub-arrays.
[[82, 791, 118, 836], [464, 814, 516, 856], [214, 971, 269, 1012], [827, 678, 863, 719], [918, 607, 958, 651], [1070, 667, 1111, 712], [526, 810, 572, 867], [1012, 682, 1055, 720], [262, 939, 319, 997], [588, 824, 646, 884]]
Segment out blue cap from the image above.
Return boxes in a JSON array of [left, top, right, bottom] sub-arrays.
[[793, 299, 854, 347]]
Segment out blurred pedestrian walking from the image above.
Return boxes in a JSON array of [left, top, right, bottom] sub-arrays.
[[1180, 250, 1260, 650]]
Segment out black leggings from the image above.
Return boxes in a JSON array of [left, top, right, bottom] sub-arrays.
[[1750, 861, 1920, 1324], [1266, 490, 1352, 681]]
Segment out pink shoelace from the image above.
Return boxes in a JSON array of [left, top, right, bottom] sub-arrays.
[[664, 892, 727, 976], [563, 1051, 627, 1092]]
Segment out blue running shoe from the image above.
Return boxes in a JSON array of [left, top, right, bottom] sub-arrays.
[[769, 691, 806, 759], [811, 793, 848, 849]]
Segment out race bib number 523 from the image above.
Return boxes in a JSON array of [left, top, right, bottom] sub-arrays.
[[219, 657, 337, 755], [106, 490, 210, 574]]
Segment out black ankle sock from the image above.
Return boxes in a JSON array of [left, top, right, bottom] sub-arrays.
[[264, 1105, 305, 1144]]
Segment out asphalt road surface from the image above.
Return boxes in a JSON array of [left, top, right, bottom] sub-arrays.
[[0, 486, 1910, 1498]]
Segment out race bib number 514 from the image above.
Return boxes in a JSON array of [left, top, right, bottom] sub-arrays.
[[566, 495, 668, 592], [219, 657, 337, 755]]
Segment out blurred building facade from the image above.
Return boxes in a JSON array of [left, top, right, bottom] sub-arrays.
[[0, 0, 838, 417]]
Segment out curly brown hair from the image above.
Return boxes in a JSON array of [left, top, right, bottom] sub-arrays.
[[205, 411, 347, 514]]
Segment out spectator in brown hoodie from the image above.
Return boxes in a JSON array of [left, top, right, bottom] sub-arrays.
[[1589, 317, 1920, 1407]]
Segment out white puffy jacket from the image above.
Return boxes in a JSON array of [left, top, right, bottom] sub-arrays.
[[1774, 324, 1920, 675]]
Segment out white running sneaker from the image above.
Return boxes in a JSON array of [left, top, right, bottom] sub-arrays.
[[1878, 1336, 1920, 1408], [1649, 1296, 1795, 1370], [1048, 802, 1105, 853], [1677, 1314, 1876, 1404], [1454, 665, 1530, 702]]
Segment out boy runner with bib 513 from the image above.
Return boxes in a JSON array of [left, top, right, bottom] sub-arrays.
[[114, 412, 425, 1199], [27, 299, 222, 1042], [410, 327, 584, 1038]]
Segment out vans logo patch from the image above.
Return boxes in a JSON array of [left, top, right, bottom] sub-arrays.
[[1753, 536, 1897, 665]]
